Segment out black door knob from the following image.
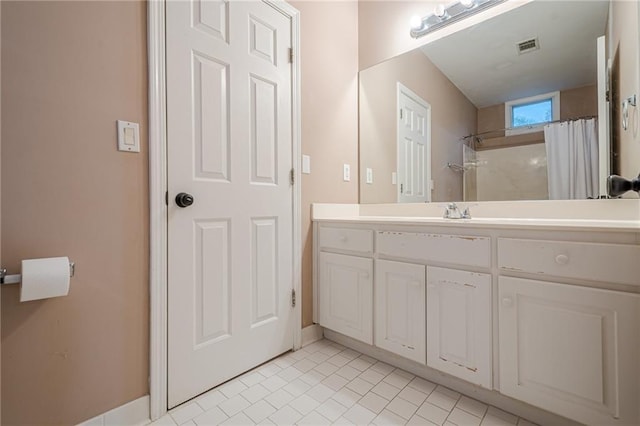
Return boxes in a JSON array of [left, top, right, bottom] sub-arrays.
[[175, 192, 194, 208]]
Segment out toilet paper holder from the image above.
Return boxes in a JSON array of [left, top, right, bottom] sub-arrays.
[[0, 261, 75, 285]]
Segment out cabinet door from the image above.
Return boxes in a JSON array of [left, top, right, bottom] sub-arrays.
[[375, 259, 426, 364], [319, 252, 373, 344], [499, 277, 640, 426], [426, 267, 492, 388]]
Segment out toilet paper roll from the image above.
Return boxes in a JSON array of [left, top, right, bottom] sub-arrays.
[[20, 257, 71, 302]]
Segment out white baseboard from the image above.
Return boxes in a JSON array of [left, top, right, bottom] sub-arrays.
[[301, 324, 324, 347], [77, 395, 150, 426]]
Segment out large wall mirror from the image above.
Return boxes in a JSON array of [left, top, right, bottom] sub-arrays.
[[359, 0, 623, 203]]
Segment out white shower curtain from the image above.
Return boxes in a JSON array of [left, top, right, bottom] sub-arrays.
[[544, 118, 599, 200]]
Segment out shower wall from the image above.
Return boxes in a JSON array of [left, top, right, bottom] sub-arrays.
[[464, 143, 549, 201]]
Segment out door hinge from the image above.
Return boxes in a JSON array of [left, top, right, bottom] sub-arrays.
[[289, 48, 294, 64], [400, 108, 403, 119], [291, 289, 296, 307], [400, 183, 404, 194], [165, 191, 168, 206], [290, 168, 295, 185]]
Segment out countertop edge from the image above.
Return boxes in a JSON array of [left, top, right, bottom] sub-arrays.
[[312, 217, 640, 233]]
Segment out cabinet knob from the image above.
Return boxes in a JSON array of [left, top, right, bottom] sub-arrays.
[[502, 297, 513, 307], [555, 254, 569, 265]]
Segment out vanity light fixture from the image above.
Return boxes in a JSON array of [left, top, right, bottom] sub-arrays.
[[410, 0, 505, 38], [460, 0, 476, 9], [434, 4, 448, 19], [410, 15, 424, 30]]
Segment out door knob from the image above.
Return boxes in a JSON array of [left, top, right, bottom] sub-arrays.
[[175, 192, 194, 208]]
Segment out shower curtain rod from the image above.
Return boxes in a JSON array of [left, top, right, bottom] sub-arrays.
[[462, 115, 598, 140]]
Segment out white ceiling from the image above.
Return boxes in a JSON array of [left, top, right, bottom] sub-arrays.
[[420, 0, 609, 108]]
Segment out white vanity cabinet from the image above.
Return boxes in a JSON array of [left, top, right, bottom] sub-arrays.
[[426, 267, 492, 388], [374, 259, 426, 364], [497, 238, 640, 425], [313, 214, 640, 426], [317, 227, 374, 344]]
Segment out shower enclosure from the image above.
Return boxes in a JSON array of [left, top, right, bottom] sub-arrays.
[[463, 142, 549, 201]]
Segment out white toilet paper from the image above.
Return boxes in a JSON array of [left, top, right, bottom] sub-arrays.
[[20, 256, 71, 302]]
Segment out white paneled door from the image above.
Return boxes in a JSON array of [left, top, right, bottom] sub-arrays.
[[397, 83, 431, 203], [166, 0, 295, 408]]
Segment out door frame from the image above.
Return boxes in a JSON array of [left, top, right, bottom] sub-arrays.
[[147, 0, 302, 420], [396, 82, 432, 203]]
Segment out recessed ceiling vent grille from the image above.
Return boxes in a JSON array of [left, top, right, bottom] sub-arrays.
[[517, 37, 540, 55]]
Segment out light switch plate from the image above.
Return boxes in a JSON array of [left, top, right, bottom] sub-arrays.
[[343, 164, 351, 182], [302, 155, 311, 174], [366, 168, 373, 184], [117, 120, 140, 153]]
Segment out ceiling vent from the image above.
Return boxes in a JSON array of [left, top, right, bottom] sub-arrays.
[[517, 37, 540, 55]]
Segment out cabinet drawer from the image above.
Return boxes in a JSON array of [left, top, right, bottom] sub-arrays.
[[319, 227, 373, 253], [498, 238, 640, 286], [377, 231, 490, 268]]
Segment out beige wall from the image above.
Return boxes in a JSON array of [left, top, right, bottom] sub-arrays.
[[1, 2, 148, 424], [560, 85, 598, 120], [359, 49, 477, 203], [289, 1, 359, 327], [358, 1, 436, 70], [610, 0, 640, 182], [477, 104, 505, 136]]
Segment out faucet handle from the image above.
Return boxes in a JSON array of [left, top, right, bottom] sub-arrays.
[[444, 202, 459, 218], [462, 207, 471, 219]]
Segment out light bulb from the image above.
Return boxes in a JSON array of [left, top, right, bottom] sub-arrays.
[[433, 4, 447, 18], [460, 0, 475, 8], [410, 15, 424, 30]]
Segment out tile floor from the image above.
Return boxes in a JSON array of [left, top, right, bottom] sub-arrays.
[[153, 339, 536, 426]]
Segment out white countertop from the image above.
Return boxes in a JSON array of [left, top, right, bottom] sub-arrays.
[[312, 200, 640, 232]]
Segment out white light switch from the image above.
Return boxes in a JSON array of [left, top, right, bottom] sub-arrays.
[[343, 164, 351, 182], [117, 120, 140, 153], [302, 155, 311, 174], [366, 168, 373, 184]]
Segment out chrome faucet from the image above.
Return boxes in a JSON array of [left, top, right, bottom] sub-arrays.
[[443, 203, 471, 219]]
